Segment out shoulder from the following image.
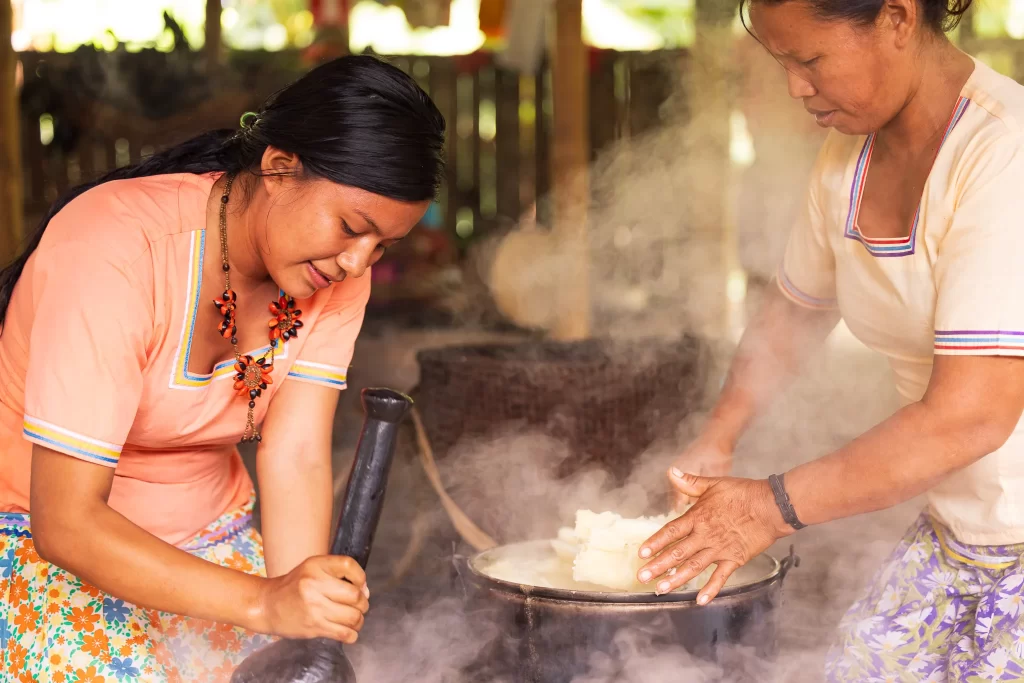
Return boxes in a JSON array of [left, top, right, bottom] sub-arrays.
[[961, 59, 1024, 135], [38, 173, 217, 266]]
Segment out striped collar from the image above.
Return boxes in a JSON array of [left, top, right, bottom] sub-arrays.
[[844, 96, 971, 258]]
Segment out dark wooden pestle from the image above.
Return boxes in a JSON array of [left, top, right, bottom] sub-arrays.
[[229, 387, 413, 683]]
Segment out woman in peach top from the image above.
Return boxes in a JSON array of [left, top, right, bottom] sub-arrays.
[[0, 55, 444, 681], [634, 1, 1024, 681]]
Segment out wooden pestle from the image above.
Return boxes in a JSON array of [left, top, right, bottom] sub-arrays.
[[229, 387, 413, 683]]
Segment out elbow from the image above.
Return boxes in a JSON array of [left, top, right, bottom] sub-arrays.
[[930, 406, 1018, 465], [30, 510, 81, 569]]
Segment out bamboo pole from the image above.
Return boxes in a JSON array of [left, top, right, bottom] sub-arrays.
[[549, 0, 590, 341], [0, 0, 23, 266], [204, 0, 222, 66]]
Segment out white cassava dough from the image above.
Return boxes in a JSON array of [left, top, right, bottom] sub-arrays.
[[479, 509, 714, 594], [563, 509, 714, 592]]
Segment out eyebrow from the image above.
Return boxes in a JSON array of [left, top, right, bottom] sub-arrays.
[[354, 209, 383, 236]]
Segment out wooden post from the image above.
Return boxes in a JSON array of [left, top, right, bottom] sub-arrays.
[[684, 0, 735, 340], [549, 0, 590, 341], [0, 0, 23, 266], [205, 0, 222, 66]]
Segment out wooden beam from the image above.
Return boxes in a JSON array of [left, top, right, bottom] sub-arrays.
[[0, 0, 23, 266], [549, 0, 590, 341], [205, 0, 222, 66], [685, 0, 735, 340]]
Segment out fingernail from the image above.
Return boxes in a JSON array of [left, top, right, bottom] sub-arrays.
[[657, 581, 671, 593], [639, 570, 652, 583], [640, 547, 652, 558], [668, 567, 677, 576], [698, 594, 709, 605], [671, 467, 684, 478], [362, 584, 370, 599]]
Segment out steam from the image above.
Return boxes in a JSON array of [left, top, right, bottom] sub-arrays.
[[331, 43, 921, 683]]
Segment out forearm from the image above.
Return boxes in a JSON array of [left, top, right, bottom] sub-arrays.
[[258, 447, 333, 577], [32, 500, 266, 631], [784, 401, 1003, 526], [706, 286, 839, 447]]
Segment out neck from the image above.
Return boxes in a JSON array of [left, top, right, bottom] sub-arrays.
[[878, 38, 975, 152], [216, 173, 272, 287]]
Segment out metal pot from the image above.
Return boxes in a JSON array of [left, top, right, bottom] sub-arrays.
[[455, 540, 799, 682]]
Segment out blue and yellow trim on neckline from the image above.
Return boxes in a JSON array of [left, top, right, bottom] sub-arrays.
[[845, 97, 970, 258], [169, 231, 290, 390]]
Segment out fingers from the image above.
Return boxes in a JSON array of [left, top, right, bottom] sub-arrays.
[[318, 555, 367, 590], [653, 548, 718, 596], [317, 576, 370, 615], [638, 533, 704, 584], [696, 561, 739, 605], [668, 469, 713, 498], [639, 512, 694, 560]]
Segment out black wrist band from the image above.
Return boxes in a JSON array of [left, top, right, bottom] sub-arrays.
[[768, 473, 806, 531]]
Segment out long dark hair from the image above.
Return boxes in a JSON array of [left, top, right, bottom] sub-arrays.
[[0, 54, 446, 328], [739, 0, 973, 33]]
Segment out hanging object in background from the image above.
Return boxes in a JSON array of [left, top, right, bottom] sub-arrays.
[[478, 0, 507, 38], [496, 0, 553, 74], [309, 0, 350, 27], [403, 0, 452, 28]]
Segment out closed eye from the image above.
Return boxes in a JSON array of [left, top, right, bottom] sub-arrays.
[[801, 56, 820, 68], [341, 219, 359, 237]]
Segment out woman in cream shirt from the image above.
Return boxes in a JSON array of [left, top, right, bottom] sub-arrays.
[[634, 0, 1024, 680]]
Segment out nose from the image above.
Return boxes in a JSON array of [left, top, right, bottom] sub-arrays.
[[786, 70, 816, 99], [335, 243, 376, 279]]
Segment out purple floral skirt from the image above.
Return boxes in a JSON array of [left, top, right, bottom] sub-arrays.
[[826, 513, 1024, 682]]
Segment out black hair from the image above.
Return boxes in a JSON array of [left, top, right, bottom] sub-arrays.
[[740, 0, 973, 33], [0, 54, 446, 328]]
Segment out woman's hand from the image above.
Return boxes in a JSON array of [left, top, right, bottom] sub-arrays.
[[638, 469, 794, 604], [255, 555, 370, 643], [669, 435, 734, 510]]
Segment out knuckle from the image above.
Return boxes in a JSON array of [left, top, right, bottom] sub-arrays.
[[686, 559, 705, 575], [665, 524, 681, 537], [670, 545, 687, 561]]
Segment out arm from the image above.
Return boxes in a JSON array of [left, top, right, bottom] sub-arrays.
[[30, 446, 265, 629], [257, 379, 340, 578], [786, 354, 1024, 524], [30, 446, 368, 641], [701, 284, 840, 450]]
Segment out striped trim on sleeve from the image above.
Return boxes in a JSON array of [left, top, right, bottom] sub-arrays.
[[22, 416, 122, 466]]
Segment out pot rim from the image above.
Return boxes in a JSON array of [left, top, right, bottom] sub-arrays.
[[465, 540, 798, 604]]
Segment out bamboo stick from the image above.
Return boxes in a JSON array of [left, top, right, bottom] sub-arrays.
[[0, 0, 23, 266]]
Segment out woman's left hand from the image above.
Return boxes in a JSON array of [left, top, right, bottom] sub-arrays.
[[637, 468, 796, 604]]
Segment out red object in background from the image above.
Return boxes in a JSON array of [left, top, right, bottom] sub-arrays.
[[478, 0, 506, 38], [310, 0, 350, 26]]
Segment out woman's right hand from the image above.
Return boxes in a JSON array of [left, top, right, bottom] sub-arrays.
[[669, 435, 734, 511], [255, 554, 370, 643]]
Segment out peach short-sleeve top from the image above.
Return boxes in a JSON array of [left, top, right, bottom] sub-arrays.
[[0, 173, 370, 545]]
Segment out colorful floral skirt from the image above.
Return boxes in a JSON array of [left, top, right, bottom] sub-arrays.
[[825, 512, 1024, 682], [0, 495, 276, 682]]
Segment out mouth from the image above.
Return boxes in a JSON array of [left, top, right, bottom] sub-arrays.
[[807, 108, 837, 126], [307, 262, 335, 290]]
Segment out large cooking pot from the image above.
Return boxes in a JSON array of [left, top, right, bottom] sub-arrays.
[[455, 540, 799, 682]]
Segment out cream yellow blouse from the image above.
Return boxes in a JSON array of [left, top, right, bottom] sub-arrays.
[[777, 57, 1024, 545]]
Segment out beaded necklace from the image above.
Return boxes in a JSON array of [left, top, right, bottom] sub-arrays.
[[213, 172, 303, 442]]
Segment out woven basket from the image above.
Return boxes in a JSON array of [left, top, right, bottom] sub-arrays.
[[412, 336, 710, 482]]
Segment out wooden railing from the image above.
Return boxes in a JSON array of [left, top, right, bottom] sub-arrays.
[[17, 49, 688, 241]]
